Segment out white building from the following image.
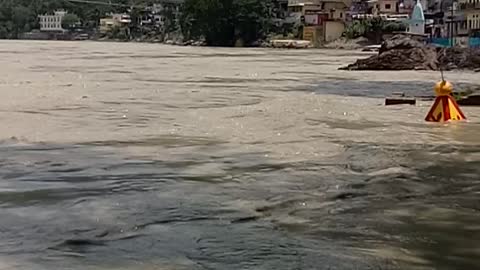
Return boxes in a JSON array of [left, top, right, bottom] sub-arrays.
[[38, 10, 67, 32], [408, 0, 425, 34]]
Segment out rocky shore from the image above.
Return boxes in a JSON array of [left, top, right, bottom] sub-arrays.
[[340, 35, 480, 71]]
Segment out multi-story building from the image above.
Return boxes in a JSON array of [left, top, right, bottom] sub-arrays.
[[99, 14, 131, 33], [459, 0, 480, 33], [288, 0, 352, 19], [288, 0, 352, 44], [441, 1, 468, 39], [38, 10, 67, 32]]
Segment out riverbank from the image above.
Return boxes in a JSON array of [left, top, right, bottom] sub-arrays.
[[341, 35, 480, 71], [16, 29, 376, 50]]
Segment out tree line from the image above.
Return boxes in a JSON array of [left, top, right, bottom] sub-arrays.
[[1, 0, 399, 47], [0, 0, 133, 39], [181, 0, 274, 46], [0, 0, 277, 46]]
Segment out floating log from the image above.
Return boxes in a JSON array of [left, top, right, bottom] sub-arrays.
[[385, 97, 416, 106]]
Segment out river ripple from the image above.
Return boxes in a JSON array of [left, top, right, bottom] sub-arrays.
[[0, 41, 480, 270]]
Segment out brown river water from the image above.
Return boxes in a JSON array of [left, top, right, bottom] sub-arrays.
[[0, 40, 480, 270]]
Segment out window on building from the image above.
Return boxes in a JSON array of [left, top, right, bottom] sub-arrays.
[[340, 12, 343, 18], [385, 4, 391, 9]]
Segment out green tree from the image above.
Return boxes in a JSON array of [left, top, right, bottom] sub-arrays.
[[366, 17, 386, 44], [0, 2, 35, 38], [343, 19, 407, 43], [62, 13, 80, 30], [181, 0, 273, 46], [383, 21, 407, 33], [162, 5, 179, 34], [343, 20, 367, 39]]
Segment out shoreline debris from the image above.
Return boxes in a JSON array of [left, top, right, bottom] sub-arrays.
[[340, 35, 480, 71]]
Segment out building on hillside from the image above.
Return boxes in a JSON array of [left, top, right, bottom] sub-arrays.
[[112, 14, 132, 24], [288, 0, 352, 19], [377, 0, 399, 14], [418, 0, 445, 37], [459, 0, 480, 34], [99, 14, 131, 33], [99, 18, 115, 33], [38, 10, 67, 32], [290, 0, 352, 45], [442, 1, 468, 39]]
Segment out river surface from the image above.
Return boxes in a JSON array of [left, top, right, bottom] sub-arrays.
[[0, 40, 480, 270]]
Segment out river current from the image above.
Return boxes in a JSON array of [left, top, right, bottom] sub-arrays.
[[0, 41, 480, 270]]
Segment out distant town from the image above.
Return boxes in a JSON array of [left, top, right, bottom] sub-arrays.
[[2, 0, 480, 47]]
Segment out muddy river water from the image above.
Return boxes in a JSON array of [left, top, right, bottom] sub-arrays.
[[0, 41, 480, 270]]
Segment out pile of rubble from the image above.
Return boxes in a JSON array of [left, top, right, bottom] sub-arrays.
[[340, 35, 480, 71]]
